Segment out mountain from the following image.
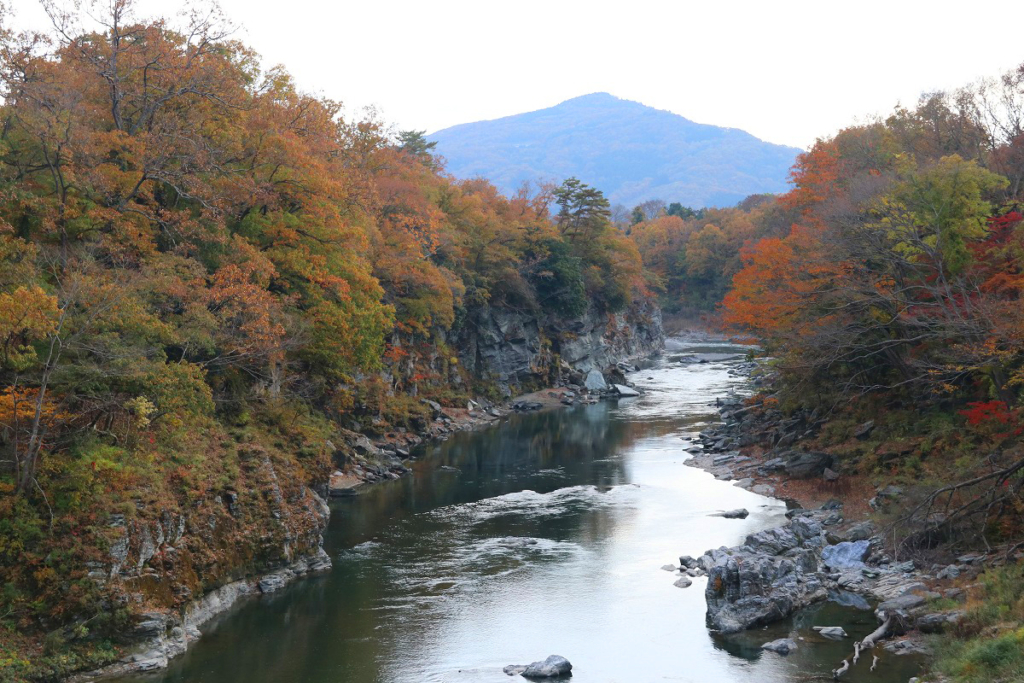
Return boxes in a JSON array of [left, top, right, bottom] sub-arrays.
[[429, 93, 803, 208]]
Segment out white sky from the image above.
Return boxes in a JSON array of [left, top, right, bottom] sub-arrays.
[[8, 0, 1024, 149]]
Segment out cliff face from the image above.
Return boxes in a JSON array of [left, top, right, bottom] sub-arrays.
[[458, 297, 664, 392]]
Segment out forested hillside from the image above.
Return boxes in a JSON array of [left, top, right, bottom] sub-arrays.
[[639, 64, 1024, 682], [0, 4, 657, 678], [430, 93, 801, 208]]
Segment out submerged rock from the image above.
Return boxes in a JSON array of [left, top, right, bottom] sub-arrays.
[[711, 508, 749, 519], [812, 626, 848, 639], [761, 638, 797, 655]]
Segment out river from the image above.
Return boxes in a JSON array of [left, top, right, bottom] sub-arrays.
[[115, 339, 924, 682]]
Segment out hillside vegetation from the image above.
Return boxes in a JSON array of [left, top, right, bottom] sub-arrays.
[[0, 3, 652, 678], [627, 64, 1024, 683]]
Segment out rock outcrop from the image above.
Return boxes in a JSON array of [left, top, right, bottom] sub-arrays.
[[701, 516, 829, 633], [458, 298, 663, 393]]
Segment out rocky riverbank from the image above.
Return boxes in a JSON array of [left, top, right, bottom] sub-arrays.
[[677, 361, 984, 680]]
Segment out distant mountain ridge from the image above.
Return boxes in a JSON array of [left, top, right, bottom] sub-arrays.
[[429, 93, 802, 208]]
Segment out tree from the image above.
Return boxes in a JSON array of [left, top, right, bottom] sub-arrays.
[[552, 177, 611, 241], [397, 130, 439, 166]]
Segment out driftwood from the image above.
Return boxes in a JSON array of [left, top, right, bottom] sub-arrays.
[[861, 615, 894, 649], [834, 616, 894, 679]]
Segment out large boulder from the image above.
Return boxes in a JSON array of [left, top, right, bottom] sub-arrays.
[[584, 369, 607, 392], [782, 451, 834, 479], [612, 384, 640, 397], [820, 541, 871, 570], [702, 518, 828, 633]]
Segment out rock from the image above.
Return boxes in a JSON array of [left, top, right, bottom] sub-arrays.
[[877, 593, 926, 617], [853, 420, 875, 439], [827, 589, 872, 610], [613, 384, 640, 397], [661, 564, 678, 572], [812, 626, 848, 639], [257, 572, 291, 594], [761, 638, 797, 655], [329, 471, 362, 497], [782, 451, 833, 479], [504, 665, 527, 676], [937, 564, 961, 580], [584, 369, 607, 392], [821, 541, 871, 570], [892, 560, 915, 573], [752, 484, 776, 496], [712, 509, 750, 519], [883, 637, 930, 656], [733, 478, 754, 490], [421, 399, 443, 419], [518, 655, 573, 678], [673, 576, 693, 588], [702, 519, 827, 633], [822, 468, 840, 482], [679, 555, 698, 569], [841, 522, 875, 542], [916, 611, 963, 634]]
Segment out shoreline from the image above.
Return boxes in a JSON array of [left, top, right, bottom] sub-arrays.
[[680, 366, 975, 679]]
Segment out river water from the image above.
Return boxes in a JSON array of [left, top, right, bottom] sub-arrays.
[[119, 339, 925, 683]]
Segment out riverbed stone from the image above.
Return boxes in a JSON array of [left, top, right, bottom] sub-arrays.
[[812, 626, 848, 639], [712, 508, 749, 519], [519, 655, 573, 678], [613, 384, 640, 397], [761, 638, 797, 655], [674, 576, 693, 588]]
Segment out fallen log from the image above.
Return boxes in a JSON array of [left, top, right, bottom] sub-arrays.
[[861, 615, 894, 649]]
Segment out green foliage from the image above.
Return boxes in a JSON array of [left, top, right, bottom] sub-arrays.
[[531, 240, 587, 317]]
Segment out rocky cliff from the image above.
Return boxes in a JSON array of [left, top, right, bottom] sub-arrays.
[[457, 298, 664, 393]]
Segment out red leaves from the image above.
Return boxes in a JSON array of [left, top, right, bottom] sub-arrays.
[[960, 400, 1013, 426]]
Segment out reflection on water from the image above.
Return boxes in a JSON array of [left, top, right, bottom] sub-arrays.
[[116, 342, 924, 683]]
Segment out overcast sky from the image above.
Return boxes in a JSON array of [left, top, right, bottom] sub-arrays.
[[8, 0, 1024, 149]]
